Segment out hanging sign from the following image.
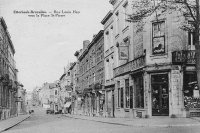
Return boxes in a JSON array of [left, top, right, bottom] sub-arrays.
[[118, 46, 129, 60]]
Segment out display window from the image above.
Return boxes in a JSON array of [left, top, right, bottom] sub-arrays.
[[183, 73, 199, 109]]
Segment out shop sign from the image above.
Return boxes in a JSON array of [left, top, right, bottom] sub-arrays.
[[118, 46, 129, 60], [114, 56, 145, 77]]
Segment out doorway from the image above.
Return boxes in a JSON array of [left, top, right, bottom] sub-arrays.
[[151, 74, 169, 116]]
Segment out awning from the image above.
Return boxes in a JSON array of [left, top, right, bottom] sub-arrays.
[[64, 102, 71, 108]]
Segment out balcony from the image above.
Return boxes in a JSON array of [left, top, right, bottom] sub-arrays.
[[113, 55, 145, 77], [172, 50, 196, 65]]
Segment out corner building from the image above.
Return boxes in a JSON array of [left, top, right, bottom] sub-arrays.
[[110, 0, 198, 118]]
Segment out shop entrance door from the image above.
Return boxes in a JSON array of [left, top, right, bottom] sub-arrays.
[[152, 74, 169, 116]]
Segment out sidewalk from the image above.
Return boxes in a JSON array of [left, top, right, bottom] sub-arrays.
[[64, 114, 200, 127], [0, 114, 30, 132]]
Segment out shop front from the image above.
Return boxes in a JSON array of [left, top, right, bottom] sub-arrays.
[[172, 50, 199, 117], [93, 83, 105, 117], [113, 55, 146, 118], [183, 71, 199, 117]]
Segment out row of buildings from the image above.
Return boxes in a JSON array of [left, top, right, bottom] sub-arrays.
[[37, 66, 73, 114], [39, 0, 198, 118], [0, 17, 26, 120], [68, 0, 198, 118]]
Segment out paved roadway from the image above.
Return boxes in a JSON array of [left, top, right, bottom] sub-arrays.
[[3, 107, 200, 133]]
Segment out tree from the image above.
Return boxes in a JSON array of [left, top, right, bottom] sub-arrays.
[[128, 0, 200, 89]]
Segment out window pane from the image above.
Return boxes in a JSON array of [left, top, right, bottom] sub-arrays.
[[125, 79, 129, 108], [152, 37, 165, 54], [153, 22, 165, 37]]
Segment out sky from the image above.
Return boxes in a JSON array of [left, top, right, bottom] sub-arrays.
[[0, 0, 112, 91]]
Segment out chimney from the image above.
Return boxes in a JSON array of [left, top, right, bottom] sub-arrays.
[[83, 40, 90, 50]]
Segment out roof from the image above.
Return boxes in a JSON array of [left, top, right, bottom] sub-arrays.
[[69, 62, 76, 70], [78, 30, 104, 61], [59, 73, 66, 80], [101, 10, 113, 25], [0, 17, 15, 54]]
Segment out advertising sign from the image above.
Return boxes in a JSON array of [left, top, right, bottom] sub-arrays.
[[118, 46, 129, 60]]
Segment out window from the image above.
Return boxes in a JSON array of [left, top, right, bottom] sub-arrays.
[[115, 12, 119, 35], [105, 31, 108, 51], [184, 72, 198, 109], [93, 73, 95, 82], [188, 32, 195, 50], [123, 2, 128, 28], [120, 87, 124, 108], [110, 27, 114, 47], [117, 81, 120, 107], [152, 21, 165, 54], [135, 76, 144, 108], [55, 90, 57, 95], [125, 79, 130, 108]]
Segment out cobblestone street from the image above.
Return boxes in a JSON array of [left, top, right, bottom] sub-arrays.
[[2, 107, 200, 133]]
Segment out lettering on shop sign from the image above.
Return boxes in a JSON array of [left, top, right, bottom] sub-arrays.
[[114, 56, 145, 77]]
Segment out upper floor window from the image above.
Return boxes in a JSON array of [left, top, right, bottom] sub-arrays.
[[110, 26, 114, 47], [188, 31, 195, 50], [152, 21, 165, 55], [123, 2, 128, 29], [115, 11, 119, 35], [67, 72, 70, 76]]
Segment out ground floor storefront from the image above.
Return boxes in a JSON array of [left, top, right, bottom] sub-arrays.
[[113, 60, 199, 118], [73, 87, 105, 117], [0, 87, 18, 120]]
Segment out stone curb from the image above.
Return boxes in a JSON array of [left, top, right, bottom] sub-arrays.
[[64, 115, 200, 128], [0, 115, 30, 133]]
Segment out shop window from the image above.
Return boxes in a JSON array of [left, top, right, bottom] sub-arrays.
[[117, 81, 120, 107], [135, 76, 144, 108], [184, 73, 199, 109], [125, 79, 130, 108], [152, 21, 165, 55], [121, 87, 124, 108]]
